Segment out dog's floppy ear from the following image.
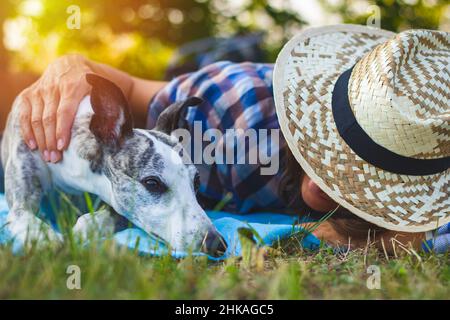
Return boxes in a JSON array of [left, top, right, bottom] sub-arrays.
[[86, 73, 133, 150], [154, 97, 203, 135]]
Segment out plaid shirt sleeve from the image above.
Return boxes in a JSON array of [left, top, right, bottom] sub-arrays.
[[147, 61, 287, 214]]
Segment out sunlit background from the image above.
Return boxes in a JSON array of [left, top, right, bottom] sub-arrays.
[[0, 0, 448, 128]]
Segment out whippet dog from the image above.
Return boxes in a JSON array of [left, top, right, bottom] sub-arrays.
[[1, 74, 226, 256]]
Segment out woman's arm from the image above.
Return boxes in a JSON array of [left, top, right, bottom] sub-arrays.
[[18, 54, 167, 163], [88, 60, 167, 128]]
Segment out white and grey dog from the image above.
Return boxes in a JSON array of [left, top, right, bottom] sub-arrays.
[[1, 73, 226, 256]]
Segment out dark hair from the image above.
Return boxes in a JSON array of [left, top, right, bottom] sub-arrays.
[[279, 146, 303, 208], [279, 146, 386, 240]]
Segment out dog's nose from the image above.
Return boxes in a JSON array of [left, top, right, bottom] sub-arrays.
[[201, 228, 227, 257]]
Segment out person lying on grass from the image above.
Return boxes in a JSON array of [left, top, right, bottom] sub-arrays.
[[16, 25, 449, 254]]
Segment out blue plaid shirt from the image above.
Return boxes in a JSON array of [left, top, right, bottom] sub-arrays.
[[147, 61, 291, 214]]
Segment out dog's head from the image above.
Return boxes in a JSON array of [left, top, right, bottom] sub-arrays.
[[85, 74, 226, 256]]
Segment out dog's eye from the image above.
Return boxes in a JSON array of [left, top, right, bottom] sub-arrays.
[[194, 173, 201, 194], [142, 176, 168, 194]]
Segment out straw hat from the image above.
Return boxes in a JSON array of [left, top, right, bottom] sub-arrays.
[[273, 24, 449, 232]]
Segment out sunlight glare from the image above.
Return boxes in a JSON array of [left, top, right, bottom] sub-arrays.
[[19, 0, 44, 17], [3, 17, 33, 51]]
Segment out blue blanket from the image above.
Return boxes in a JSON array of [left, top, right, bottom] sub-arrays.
[[0, 194, 320, 260]]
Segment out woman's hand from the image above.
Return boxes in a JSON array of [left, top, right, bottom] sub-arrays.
[[18, 54, 93, 163], [18, 53, 165, 163]]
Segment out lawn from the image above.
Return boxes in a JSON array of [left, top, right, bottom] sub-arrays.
[[0, 230, 448, 299]]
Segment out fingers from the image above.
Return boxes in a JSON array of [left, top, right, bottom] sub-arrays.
[[30, 94, 48, 160], [19, 96, 37, 150], [18, 54, 94, 164], [56, 72, 92, 151], [56, 95, 81, 152], [42, 92, 61, 163]]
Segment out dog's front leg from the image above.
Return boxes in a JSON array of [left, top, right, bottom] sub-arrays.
[[73, 208, 115, 240], [7, 208, 62, 245], [3, 145, 62, 247]]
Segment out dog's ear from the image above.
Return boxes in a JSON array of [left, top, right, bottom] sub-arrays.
[[154, 97, 203, 135], [86, 73, 133, 150]]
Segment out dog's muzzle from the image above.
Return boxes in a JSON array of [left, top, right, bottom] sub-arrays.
[[201, 228, 227, 257]]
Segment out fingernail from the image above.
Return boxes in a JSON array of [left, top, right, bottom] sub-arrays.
[[50, 151, 59, 163], [28, 139, 37, 150], [57, 138, 64, 151], [43, 150, 50, 162]]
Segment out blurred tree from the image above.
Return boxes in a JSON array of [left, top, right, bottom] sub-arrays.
[[319, 0, 449, 32], [0, 1, 13, 71], [209, 0, 306, 61], [1, 0, 306, 79], [2, 0, 175, 79]]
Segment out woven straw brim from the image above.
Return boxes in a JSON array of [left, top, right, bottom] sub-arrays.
[[273, 24, 449, 232]]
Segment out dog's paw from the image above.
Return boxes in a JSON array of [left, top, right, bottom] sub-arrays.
[[8, 214, 63, 248], [73, 210, 115, 240], [72, 215, 93, 240]]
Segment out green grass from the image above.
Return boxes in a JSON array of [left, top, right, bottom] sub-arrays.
[[0, 193, 448, 299], [0, 232, 448, 299]]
